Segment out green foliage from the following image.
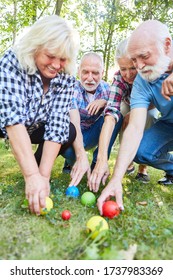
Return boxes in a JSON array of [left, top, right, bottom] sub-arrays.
[[0, 0, 173, 79], [134, 0, 173, 25], [1, 0, 173, 261], [0, 140, 173, 260], [0, 0, 55, 53]]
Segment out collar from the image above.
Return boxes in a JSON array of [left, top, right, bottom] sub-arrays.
[[149, 73, 169, 84]]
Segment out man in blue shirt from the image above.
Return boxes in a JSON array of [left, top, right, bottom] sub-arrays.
[[93, 20, 173, 214], [62, 52, 123, 186]]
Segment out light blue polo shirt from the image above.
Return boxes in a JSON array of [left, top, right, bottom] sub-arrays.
[[130, 73, 173, 123]]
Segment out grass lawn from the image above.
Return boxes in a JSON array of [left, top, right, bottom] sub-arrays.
[[0, 139, 173, 260]]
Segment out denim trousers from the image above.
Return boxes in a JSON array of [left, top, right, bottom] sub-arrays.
[[62, 114, 123, 166], [119, 101, 159, 142], [134, 120, 173, 175]]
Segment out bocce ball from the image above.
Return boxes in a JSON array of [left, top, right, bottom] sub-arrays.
[[61, 210, 71, 220], [40, 197, 53, 215], [65, 186, 80, 198], [81, 191, 96, 207], [102, 200, 120, 219], [86, 215, 109, 239]]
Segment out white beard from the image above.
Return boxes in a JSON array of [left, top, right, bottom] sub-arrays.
[[82, 80, 98, 92], [138, 54, 171, 82]]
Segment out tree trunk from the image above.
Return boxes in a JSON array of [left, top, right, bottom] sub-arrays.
[[31, 0, 37, 23], [55, 0, 64, 15], [12, 0, 17, 44]]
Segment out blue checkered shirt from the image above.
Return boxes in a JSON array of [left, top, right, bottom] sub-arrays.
[[0, 49, 75, 143], [71, 80, 110, 129]]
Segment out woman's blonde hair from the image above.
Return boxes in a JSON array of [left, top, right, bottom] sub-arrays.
[[13, 15, 79, 75]]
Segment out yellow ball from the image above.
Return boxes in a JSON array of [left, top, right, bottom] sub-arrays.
[[40, 197, 53, 215], [86, 215, 109, 239]]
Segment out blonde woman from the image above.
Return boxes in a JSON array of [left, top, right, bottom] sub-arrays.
[[0, 15, 79, 215]]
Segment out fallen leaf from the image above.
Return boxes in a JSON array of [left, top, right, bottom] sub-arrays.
[[126, 191, 131, 195], [119, 244, 138, 260], [136, 201, 148, 206], [157, 201, 163, 207]]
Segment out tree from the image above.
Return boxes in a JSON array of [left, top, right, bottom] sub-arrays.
[[0, 0, 173, 79], [76, 0, 120, 80], [55, 0, 64, 15]]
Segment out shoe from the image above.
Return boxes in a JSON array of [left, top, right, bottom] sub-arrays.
[[158, 174, 173, 185], [62, 161, 72, 174], [126, 166, 135, 175], [135, 173, 150, 183]]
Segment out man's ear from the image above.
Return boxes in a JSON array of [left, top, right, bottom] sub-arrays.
[[164, 37, 171, 54]]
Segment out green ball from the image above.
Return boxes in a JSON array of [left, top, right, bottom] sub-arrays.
[[81, 191, 96, 207]]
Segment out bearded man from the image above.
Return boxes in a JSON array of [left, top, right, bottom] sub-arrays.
[[95, 19, 173, 214], [61, 52, 122, 186]]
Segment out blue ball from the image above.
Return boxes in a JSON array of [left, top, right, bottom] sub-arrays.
[[65, 186, 80, 198]]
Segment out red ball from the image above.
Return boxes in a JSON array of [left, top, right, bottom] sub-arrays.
[[102, 200, 120, 219], [61, 210, 71, 220]]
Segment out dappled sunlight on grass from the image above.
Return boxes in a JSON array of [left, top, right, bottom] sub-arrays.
[[160, 185, 171, 193], [0, 142, 173, 260]]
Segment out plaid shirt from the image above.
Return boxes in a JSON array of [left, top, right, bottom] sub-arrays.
[[104, 70, 132, 121], [71, 80, 110, 129], [0, 49, 75, 143]]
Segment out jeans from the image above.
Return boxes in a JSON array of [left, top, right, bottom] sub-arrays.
[[62, 114, 123, 166], [119, 101, 159, 142], [134, 120, 173, 175]]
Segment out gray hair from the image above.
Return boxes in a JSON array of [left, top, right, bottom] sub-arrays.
[[79, 52, 104, 69], [115, 38, 129, 60], [141, 20, 171, 44], [128, 20, 172, 53], [13, 15, 79, 75]]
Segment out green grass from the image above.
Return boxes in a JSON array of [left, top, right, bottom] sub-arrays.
[[0, 139, 173, 260]]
